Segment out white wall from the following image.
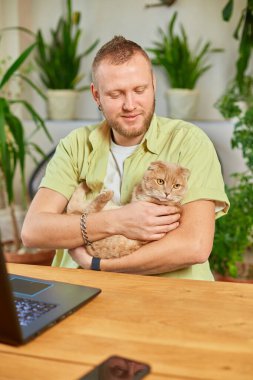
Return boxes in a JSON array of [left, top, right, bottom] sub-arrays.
[[0, 0, 20, 61]]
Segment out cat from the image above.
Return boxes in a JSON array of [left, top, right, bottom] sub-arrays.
[[67, 161, 190, 259]]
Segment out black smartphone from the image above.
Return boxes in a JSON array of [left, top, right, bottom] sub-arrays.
[[78, 355, 151, 380]]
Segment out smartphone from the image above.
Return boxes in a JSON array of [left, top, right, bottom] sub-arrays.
[[78, 355, 151, 380]]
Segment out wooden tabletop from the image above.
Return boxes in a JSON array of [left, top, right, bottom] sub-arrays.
[[1, 264, 253, 380]]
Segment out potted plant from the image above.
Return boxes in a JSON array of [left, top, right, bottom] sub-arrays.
[[147, 11, 222, 119], [0, 41, 54, 264], [211, 0, 253, 281], [35, 0, 99, 120], [211, 174, 253, 282]]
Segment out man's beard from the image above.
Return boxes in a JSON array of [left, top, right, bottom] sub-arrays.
[[103, 99, 155, 139]]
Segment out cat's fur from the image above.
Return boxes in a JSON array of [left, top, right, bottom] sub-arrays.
[[67, 161, 190, 259]]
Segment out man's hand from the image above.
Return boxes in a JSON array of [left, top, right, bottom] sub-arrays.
[[68, 246, 92, 269], [113, 201, 181, 241]]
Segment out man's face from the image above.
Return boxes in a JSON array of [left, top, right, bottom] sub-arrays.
[[91, 53, 156, 146]]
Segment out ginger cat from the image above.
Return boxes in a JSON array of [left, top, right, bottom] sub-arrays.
[[67, 161, 190, 259]]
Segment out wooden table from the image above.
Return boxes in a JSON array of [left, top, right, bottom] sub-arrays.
[[1, 264, 253, 380]]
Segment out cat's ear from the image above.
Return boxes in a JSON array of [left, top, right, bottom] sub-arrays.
[[147, 161, 163, 171], [147, 162, 156, 171], [181, 167, 191, 179]]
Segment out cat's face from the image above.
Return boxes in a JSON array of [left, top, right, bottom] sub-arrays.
[[142, 161, 190, 203]]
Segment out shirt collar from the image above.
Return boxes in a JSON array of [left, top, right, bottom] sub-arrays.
[[140, 113, 159, 154], [88, 114, 159, 154], [89, 120, 111, 149]]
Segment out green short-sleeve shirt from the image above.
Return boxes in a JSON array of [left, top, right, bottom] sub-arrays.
[[41, 115, 229, 280]]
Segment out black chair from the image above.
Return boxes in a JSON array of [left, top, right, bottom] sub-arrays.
[[28, 148, 56, 199]]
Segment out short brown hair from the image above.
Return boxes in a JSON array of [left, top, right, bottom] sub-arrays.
[[92, 35, 152, 83]]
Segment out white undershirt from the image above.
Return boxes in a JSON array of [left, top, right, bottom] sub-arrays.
[[103, 140, 138, 205]]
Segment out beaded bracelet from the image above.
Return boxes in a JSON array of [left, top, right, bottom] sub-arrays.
[[80, 211, 93, 247]]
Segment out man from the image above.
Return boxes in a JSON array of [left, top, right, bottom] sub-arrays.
[[21, 36, 229, 280]]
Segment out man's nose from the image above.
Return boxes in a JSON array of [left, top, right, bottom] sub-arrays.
[[122, 93, 136, 111]]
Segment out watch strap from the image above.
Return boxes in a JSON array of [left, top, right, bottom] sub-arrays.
[[91, 257, 101, 271]]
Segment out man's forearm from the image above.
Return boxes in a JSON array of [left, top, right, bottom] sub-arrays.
[[21, 210, 119, 249], [22, 213, 82, 249], [100, 229, 199, 275]]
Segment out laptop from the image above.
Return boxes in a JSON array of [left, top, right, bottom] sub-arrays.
[[0, 244, 101, 346]]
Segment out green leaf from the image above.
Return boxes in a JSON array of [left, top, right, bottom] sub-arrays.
[[0, 99, 7, 169], [222, 0, 234, 21], [233, 13, 245, 40], [5, 113, 25, 173], [27, 141, 47, 159], [67, 0, 72, 28], [10, 100, 53, 143], [80, 39, 100, 58], [0, 99, 16, 204], [16, 73, 47, 100], [0, 43, 37, 89], [169, 11, 177, 38], [76, 85, 90, 92], [0, 26, 35, 37]]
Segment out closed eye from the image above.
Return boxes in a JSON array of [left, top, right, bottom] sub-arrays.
[[107, 90, 121, 99], [156, 179, 165, 185], [109, 93, 121, 99], [135, 86, 146, 94]]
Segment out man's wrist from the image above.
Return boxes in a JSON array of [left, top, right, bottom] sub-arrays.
[[104, 209, 121, 235], [99, 257, 118, 273]]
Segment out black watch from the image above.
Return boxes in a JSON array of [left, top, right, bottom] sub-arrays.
[[90, 257, 101, 271]]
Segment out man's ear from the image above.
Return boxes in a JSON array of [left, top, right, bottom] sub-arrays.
[[152, 72, 156, 92], [91, 83, 100, 105]]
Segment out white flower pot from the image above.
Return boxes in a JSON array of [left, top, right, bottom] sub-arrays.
[[47, 89, 78, 120], [166, 88, 199, 120]]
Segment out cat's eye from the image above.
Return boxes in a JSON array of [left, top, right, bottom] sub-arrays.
[[173, 184, 181, 189], [156, 179, 165, 185]]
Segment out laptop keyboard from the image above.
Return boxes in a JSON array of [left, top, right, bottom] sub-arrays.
[[14, 297, 57, 327]]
